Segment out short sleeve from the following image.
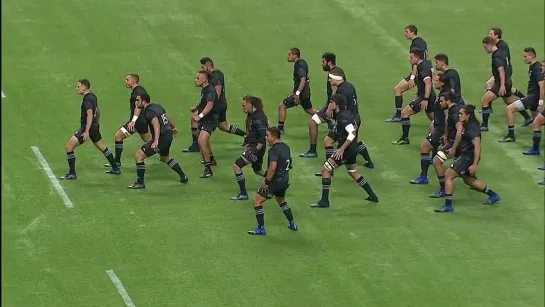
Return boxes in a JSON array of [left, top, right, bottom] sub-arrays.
[[145, 108, 156, 121], [204, 89, 217, 103], [210, 74, 222, 87], [83, 96, 94, 110], [268, 148, 279, 162], [534, 64, 545, 82], [296, 64, 307, 79], [419, 65, 432, 79], [492, 55, 505, 69]]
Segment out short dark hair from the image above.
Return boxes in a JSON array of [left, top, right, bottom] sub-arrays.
[[78, 79, 91, 89], [405, 24, 418, 34], [139, 93, 151, 103], [490, 27, 502, 39], [200, 57, 214, 65], [410, 49, 424, 60], [482, 36, 496, 45], [330, 94, 347, 108], [524, 47, 537, 56], [436, 72, 446, 82], [329, 67, 345, 78], [322, 52, 337, 65], [434, 53, 449, 65], [440, 91, 456, 103], [267, 127, 282, 139], [289, 48, 301, 57], [127, 73, 140, 83]]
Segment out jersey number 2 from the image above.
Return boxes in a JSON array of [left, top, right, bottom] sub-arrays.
[[285, 159, 291, 171], [160, 114, 169, 125]]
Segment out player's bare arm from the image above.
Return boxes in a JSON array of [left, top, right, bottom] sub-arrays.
[[469, 137, 481, 175], [448, 122, 464, 156], [294, 77, 306, 102], [538, 79, 544, 105], [214, 85, 222, 98], [498, 66, 506, 95], [127, 106, 143, 132], [333, 124, 356, 159], [150, 117, 160, 147], [421, 77, 432, 108], [84, 109, 93, 140], [262, 161, 278, 190], [194, 101, 214, 122]]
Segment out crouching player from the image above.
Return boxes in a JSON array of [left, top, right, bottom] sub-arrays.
[[311, 94, 378, 208], [248, 127, 297, 235], [434, 105, 500, 213], [232, 96, 268, 200], [127, 94, 188, 189]]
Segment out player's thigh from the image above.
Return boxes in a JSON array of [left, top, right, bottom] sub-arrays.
[[257, 186, 274, 200], [72, 126, 89, 145], [251, 149, 265, 172], [395, 77, 410, 90], [158, 136, 173, 157], [282, 95, 297, 109], [135, 117, 149, 134], [300, 97, 313, 111], [449, 155, 473, 177], [425, 96, 436, 115], [119, 122, 136, 138], [482, 89, 498, 104], [425, 131, 441, 151], [67, 132, 82, 150], [218, 104, 228, 123], [234, 152, 251, 169], [140, 140, 159, 158], [198, 122, 217, 138], [89, 125, 103, 143], [521, 95, 538, 112], [271, 184, 289, 199], [407, 98, 422, 114], [312, 107, 328, 124]]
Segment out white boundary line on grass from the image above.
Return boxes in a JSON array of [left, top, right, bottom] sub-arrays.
[[1, 91, 5, 98], [30, 146, 74, 208], [106, 270, 136, 307]]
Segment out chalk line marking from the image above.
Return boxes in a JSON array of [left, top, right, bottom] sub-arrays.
[[30, 146, 74, 208], [106, 270, 136, 307], [1, 91, 5, 98]]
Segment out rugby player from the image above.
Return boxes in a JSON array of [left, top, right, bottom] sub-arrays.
[[104, 74, 151, 167], [231, 96, 268, 201], [523, 61, 545, 157], [392, 49, 436, 145], [386, 24, 429, 123], [434, 105, 500, 213], [277, 48, 314, 134], [191, 70, 220, 178], [300, 52, 345, 158], [500, 48, 544, 142], [248, 127, 297, 235], [311, 94, 379, 208], [60, 79, 120, 180], [127, 94, 188, 189], [434, 54, 464, 104]]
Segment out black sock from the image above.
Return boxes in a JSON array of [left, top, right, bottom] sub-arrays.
[[482, 106, 491, 126], [357, 141, 372, 162], [321, 177, 331, 202], [67, 151, 76, 174], [481, 186, 496, 196], [533, 131, 542, 150], [445, 194, 453, 206], [204, 162, 211, 171], [394, 95, 403, 117], [507, 125, 515, 138], [438, 175, 445, 190], [255, 205, 265, 227], [167, 158, 186, 177], [310, 144, 317, 152], [235, 172, 247, 194], [401, 118, 411, 139], [325, 146, 335, 160], [420, 153, 432, 176], [191, 128, 198, 144], [229, 125, 246, 136], [279, 202, 294, 222], [102, 148, 118, 169], [114, 141, 123, 163], [136, 162, 146, 184], [356, 176, 376, 198], [513, 89, 525, 99], [278, 121, 285, 131], [519, 110, 531, 121], [210, 154, 215, 162]]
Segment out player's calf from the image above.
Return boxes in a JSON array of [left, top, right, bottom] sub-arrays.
[[59, 136, 81, 180], [128, 149, 148, 189], [392, 105, 415, 145], [479, 91, 497, 131], [299, 114, 323, 158], [347, 165, 378, 203], [385, 79, 409, 122], [356, 140, 374, 168], [500, 102, 521, 142], [160, 155, 188, 183], [523, 112, 544, 155], [275, 197, 297, 231], [93, 140, 121, 175], [277, 102, 288, 134], [410, 139, 434, 184], [462, 176, 500, 205], [248, 194, 267, 235], [232, 161, 249, 200], [182, 115, 200, 152], [198, 131, 213, 178]]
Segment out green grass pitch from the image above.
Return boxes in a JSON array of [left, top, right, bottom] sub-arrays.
[[2, 0, 544, 306]]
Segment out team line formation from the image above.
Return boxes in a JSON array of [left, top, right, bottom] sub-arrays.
[[58, 25, 545, 235]]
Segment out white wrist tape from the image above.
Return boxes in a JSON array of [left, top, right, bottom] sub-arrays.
[[131, 115, 138, 122], [198, 113, 204, 119], [539, 100, 544, 106], [410, 75, 415, 80], [295, 91, 301, 95]]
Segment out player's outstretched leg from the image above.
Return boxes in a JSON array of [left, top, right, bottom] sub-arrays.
[[429, 154, 447, 198], [410, 138, 434, 184], [392, 104, 417, 145], [183, 115, 200, 153], [434, 167, 457, 212], [198, 130, 214, 178], [523, 111, 544, 155], [60, 136, 81, 180], [232, 158, 249, 201], [93, 139, 121, 175], [462, 176, 500, 205], [479, 90, 496, 131], [314, 136, 335, 177], [356, 140, 374, 168], [311, 158, 336, 208], [160, 155, 188, 184], [385, 78, 410, 122], [128, 149, 148, 189], [248, 193, 267, 236], [275, 195, 297, 231]]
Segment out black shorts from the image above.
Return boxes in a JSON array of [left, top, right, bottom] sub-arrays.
[[141, 136, 173, 157], [199, 116, 218, 134], [409, 96, 436, 114], [235, 144, 265, 172], [217, 102, 228, 123], [488, 80, 513, 98], [257, 183, 290, 199], [426, 130, 444, 149], [403, 75, 412, 82], [74, 124, 102, 144], [329, 143, 358, 166], [541, 109, 545, 117], [517, 95, 539, 111], [283, 94, 313, 110], [121, 115, 149, 136], [450, 155, 479, 177]]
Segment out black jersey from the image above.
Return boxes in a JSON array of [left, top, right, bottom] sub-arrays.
[[432, 101, 446, 132], [331, 110, 358, 145], [416, 60, 435, 97], [491, 48, 512, 80], [336, 81, 359, 116], [80, 92, 99, 126], [293, 59, 311, 97], [198, 84, 219, 118], [326, 67, 347, 101], [209, 70, 226, 104], [143, 103, 172, 138], [442, 69, 463, 102], [527, 61, 545, 95], [245, 110, 268, 144], [267, 142, 291, 185], [457, 120, 481, 157], [496, 40, 511, 61], [446, 104, 462, 140], [129, 85, 147, 118], [410, 37, 429, 60]]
